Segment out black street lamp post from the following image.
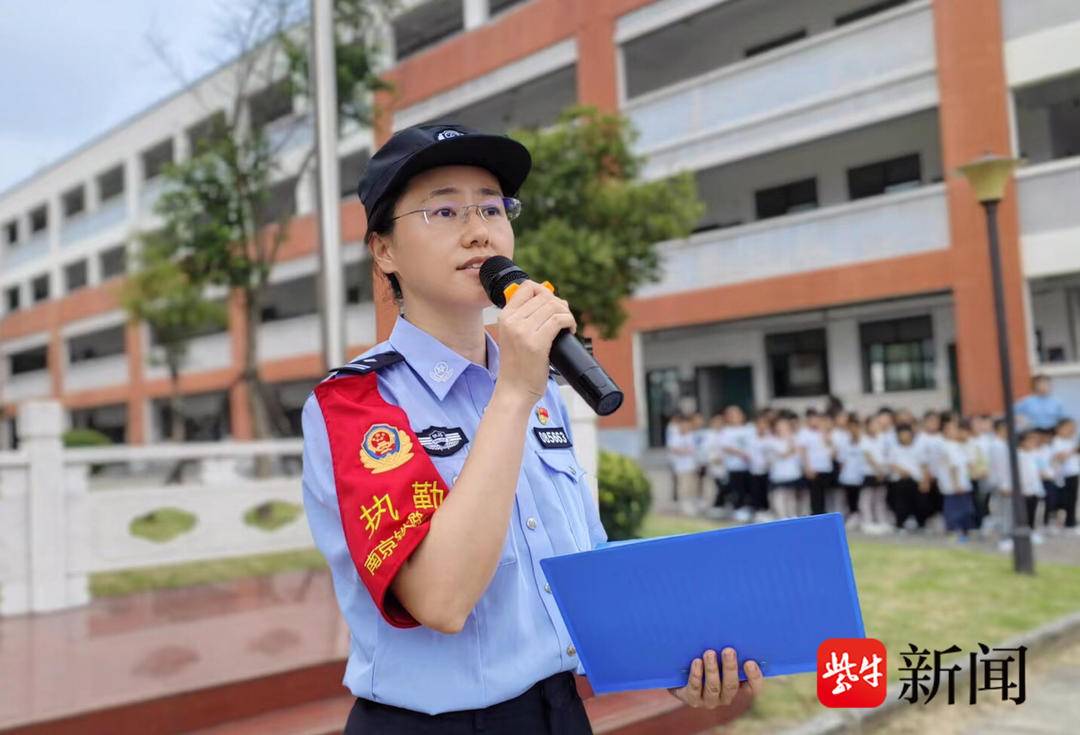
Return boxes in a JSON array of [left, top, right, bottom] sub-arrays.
[[957, 153, 1035, 575]]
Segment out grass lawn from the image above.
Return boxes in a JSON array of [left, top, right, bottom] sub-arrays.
[[91, 513, 1080, 731], [642, 514, 1080, 732]]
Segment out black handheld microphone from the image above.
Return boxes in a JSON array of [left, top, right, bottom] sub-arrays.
[[479, 255, 624, 416]]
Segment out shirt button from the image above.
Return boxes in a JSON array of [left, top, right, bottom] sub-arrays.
[[544, 583, 552, 594], [567, 645, 576, 657], [526, 517, 538, 530]]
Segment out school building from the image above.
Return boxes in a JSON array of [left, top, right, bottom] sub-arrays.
[[2, 0, 1080, 466]]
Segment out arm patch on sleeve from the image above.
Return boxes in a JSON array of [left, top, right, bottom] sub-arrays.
[[313, 371, 449, 628]]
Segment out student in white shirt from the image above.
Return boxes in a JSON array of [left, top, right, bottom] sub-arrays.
[[936, 416, 977, 540], [1018, 429, 1047, 543], [987, 418, 1012, 539], [837, 416, 865, 528], [889, 423, 927, 530], [765, 414, 803, 519], [969, 414, 994, 530], [1051, 417, 1079, 532], [668, 416, 701, 516], [1036, 429, 1059, 532], [718, 405, 755, 521], [748, 413, 772, 520], [703, 414, 728, 516], [829, 411, 854, 514], [859, 414, 890, 533], [916, 411, 945, 526], [797, 409, 834, 516]]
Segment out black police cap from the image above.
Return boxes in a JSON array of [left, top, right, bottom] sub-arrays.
[[357, 123, 532, 222]]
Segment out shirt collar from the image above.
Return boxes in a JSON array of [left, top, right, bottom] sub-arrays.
[[388, 316, 500, 401]]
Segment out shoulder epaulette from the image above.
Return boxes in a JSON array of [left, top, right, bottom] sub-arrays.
[[328, 351, 405, 377]]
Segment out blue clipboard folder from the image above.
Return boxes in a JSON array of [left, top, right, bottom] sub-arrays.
[[539, 512, 864, 694]]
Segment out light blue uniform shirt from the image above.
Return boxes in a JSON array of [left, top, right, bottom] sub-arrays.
[[302, 316, 607, 714], [1015, 394, 1068, 431]]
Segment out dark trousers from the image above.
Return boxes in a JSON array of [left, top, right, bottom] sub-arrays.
[[891, 479, 915, 528], [750, 473, 769, 510], [942, 492, 976, 532], [1062, 475, 1079, 528], [809, 473, 830, 515], [719, 470, 751, 509], [1044, 480, 1061, 526], [345, 672, 592, 735], [841, 484, 862, 515], [1025, 496, 1041, 530]]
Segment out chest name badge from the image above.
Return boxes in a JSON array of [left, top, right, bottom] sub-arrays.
[[360, 423, 415, 474], [534, 427, 572, 449], [416, 426, 469, 457]]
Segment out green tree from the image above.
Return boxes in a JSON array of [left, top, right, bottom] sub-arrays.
[[120, 233, 227, 442], [511, 106, 705, 340], [136, 0, 396, 443]]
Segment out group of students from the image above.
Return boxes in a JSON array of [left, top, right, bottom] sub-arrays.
[[665, 405, 1080, 546]]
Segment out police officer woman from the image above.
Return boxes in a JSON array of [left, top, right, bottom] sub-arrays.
[[301, 123, 764, 734]]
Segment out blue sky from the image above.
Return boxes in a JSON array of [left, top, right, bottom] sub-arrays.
[[0, 0, 230, 193]]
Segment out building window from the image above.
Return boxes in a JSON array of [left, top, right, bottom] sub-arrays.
[[10, 346, 48, 375], [490, 0, 528, 15], [142, 138, 174, 181], [260, 275, 317, 322], [65, 260, 89, 293], [63, 186, 85, 219], [68, 324, 126, 363], [249, 79, 294, 132], [345, 261, 374, 304], [339, 149, 370, 199], [861, 315, 935, 393], [29, 205, 48, 234], [5, 286, 20, 313], [69, 404, 127, 444], [766, 328, 830, 397], [393, 0, 464, 60], [744, 29, 807, 58], [835, 0, 908, 26], [755, 178, 818, 220], [256, 177, 297, 228], [187, 111, 227, 154], [847, 153, 921, 200], [31, 274, 49, 303], [97, 165, 125, 203], [4, 219, 17, 245], [646, 367, 685, 448], [100, 245, 127, 279]]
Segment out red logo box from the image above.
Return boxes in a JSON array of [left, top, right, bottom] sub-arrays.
[[817, 638, 888, 708]]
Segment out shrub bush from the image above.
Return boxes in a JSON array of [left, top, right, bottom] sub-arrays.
[[597, 450, 652, 540]]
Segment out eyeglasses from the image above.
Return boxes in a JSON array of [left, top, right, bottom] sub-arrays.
[[392, 197, 522, 227]]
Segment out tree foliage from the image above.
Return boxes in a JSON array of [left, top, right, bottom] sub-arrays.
[[511, 106, 705, 339], [127, 0, 396, 441]]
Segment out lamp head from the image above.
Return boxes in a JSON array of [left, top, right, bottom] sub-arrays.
[[956, 153, 1023, 203]]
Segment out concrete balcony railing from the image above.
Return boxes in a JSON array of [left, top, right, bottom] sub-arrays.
[[635, 184, 948, 299], [2, 231, 50, 269], [3, 370, 52, 404], [624, 0, 937, 178], [63, 353, 130, 394], [60, 197, 128, 247], [257, 313, 321, 362], [1001, 0, 1080, 40], [1017, 156, 1080, 278], [144, 331, 234, 381]]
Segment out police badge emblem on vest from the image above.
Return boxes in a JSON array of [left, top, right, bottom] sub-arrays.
[[416, 426, 469, 457]]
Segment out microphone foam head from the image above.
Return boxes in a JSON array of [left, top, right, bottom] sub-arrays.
[[479, 255, 529, 307]]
